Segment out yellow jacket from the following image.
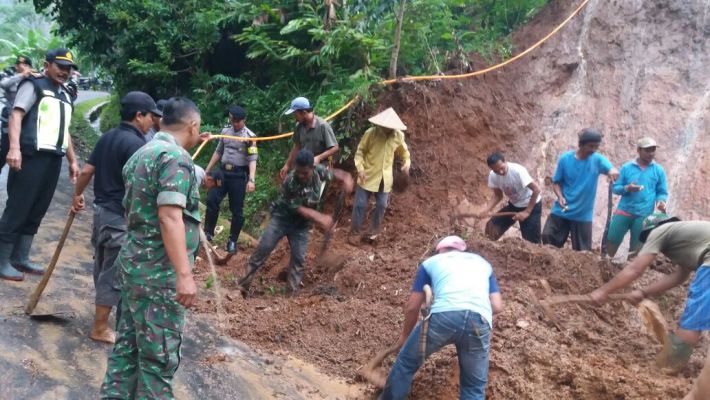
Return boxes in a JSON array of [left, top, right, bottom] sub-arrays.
[[354, 126, 411, 193]]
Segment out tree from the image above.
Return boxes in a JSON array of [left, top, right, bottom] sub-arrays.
[[388, 0, 406, 79]]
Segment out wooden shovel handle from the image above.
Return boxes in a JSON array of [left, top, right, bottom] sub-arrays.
[[540, 293, 627, 307], [25, 211, 75, 315], [453, 211, 517, 219]]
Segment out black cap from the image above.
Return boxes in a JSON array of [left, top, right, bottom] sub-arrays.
[[155, 99, 168, 117], [15, 56, 32, 67], [578, 128, 603, 145], [120, 91, 161, 116], [228, 105, 247, 120], [46, 48, 77, 68], [295, 149, 315, 167]]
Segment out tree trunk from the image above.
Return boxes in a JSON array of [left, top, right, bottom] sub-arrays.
[[389, 0, 407, 79]]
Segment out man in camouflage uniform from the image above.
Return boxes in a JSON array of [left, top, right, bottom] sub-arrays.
[[100, 97, 204, 399], [238, 149, 353, 295]]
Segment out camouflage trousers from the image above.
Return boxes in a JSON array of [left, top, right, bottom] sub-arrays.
[[99, 286, 186, 399]]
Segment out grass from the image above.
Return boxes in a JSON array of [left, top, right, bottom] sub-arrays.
[[70, 95, 110, 157]]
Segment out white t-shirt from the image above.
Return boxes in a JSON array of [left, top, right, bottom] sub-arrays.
[[487, 162, 540, 208]]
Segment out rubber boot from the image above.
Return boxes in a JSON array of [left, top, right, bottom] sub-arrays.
[[0, 241, 23, 281], [11, 235, 45, 275], [657, 332, 694, 371]]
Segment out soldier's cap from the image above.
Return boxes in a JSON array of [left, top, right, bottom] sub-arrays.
[[228, 105, 247, 120], [284, 97, 311, 115], [155, 99, 168, 117], [120, 91, 161, 116], [639, 212, 680, 243], [637, 137, 658, 149], [46, 48, 77, 68], [15, 56, 32, 67]]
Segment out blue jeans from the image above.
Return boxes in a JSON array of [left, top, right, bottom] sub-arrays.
[[382, 310, 491, 400], [350, 183, 389, 234]]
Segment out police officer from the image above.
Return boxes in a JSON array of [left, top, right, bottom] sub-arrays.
[[71, 91, 160, 344], [0, 48, 80, 281], [204, 105, 257, 254], [1, 55, 33, 169], [100, 97, 204, 399]]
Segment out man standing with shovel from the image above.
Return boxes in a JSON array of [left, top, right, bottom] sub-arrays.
[[589, 214, 710, 399], [381, 235, 503, 399], [0, 48, 80, 281]]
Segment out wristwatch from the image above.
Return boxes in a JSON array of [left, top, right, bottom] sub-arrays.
[[248, 177, 255, 183]]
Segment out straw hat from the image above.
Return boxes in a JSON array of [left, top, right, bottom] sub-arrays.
[[368, 107, 407, 131]]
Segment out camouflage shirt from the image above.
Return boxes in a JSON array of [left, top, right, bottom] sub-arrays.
[[117, 131, 201, 290], [271, 164, 334, 224]]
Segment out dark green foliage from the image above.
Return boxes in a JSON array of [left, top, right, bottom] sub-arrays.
[[35, 0, 548, 235], [70, 95, 109, 156]]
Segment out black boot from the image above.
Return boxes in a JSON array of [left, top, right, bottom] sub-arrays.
[[11, 235, 45, 275], [227, 238, 237, 254], [0, 241, 23, 281]]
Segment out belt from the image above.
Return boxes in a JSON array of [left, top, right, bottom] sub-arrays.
[[222, 163, 248, 171]]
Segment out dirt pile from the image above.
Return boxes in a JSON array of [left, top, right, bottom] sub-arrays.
[[193, 0, 709, 398], [194, 231, 702, 399]]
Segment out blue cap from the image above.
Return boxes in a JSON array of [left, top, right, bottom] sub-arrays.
[[284, 97, 311, 115]]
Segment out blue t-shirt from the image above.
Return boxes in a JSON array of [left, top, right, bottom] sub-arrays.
[[411, 251, 499, 327], [551, 151, 613, 222], [612, 160, 668, 217]]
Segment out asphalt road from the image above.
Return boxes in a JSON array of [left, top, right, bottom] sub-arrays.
[[0, 91, 361, 399]]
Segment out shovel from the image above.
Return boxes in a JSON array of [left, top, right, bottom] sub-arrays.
[[316, 190, 346, 266], [600, 183, 613, 256], [204, 242, 235, 266], [25, 211, 76, 318], [358, 285, 433, 389]]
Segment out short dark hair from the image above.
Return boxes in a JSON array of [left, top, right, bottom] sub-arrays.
[[578, 128, 603, 146], [295, 149, 315, 167], [162, 97, 200, 126], [120, 108, 143, 122], [486, 152, 505, 166]]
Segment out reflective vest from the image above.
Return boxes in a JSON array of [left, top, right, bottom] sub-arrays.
[[20, 76, 73, 156]]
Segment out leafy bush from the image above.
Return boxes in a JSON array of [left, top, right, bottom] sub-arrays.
[[98, 94, 120, 133], [37, 0, 549, 236], [70, 95, 109, 157]]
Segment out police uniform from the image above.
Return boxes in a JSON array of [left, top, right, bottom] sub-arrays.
[[100, 131, 200, 399], [0, 69, 74, 280], [238, 164, 333, 293], [204, 125, 258, 243]]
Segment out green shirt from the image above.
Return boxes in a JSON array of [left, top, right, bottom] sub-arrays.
[[271, 164, 334, 223], [293, 116, 338, 164], [118, 131, 201, 289], [640, 221, 710, 270]]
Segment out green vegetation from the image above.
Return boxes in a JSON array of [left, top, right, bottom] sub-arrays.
[[0, 1, 72, 69], [70, 96, 109, 155], [30, 0, 548, 236]]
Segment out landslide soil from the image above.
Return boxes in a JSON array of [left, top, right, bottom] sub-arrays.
[[194, 0, 709, 398]]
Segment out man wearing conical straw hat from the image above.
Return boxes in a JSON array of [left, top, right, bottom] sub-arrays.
[[349, 108, 411, 244]]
